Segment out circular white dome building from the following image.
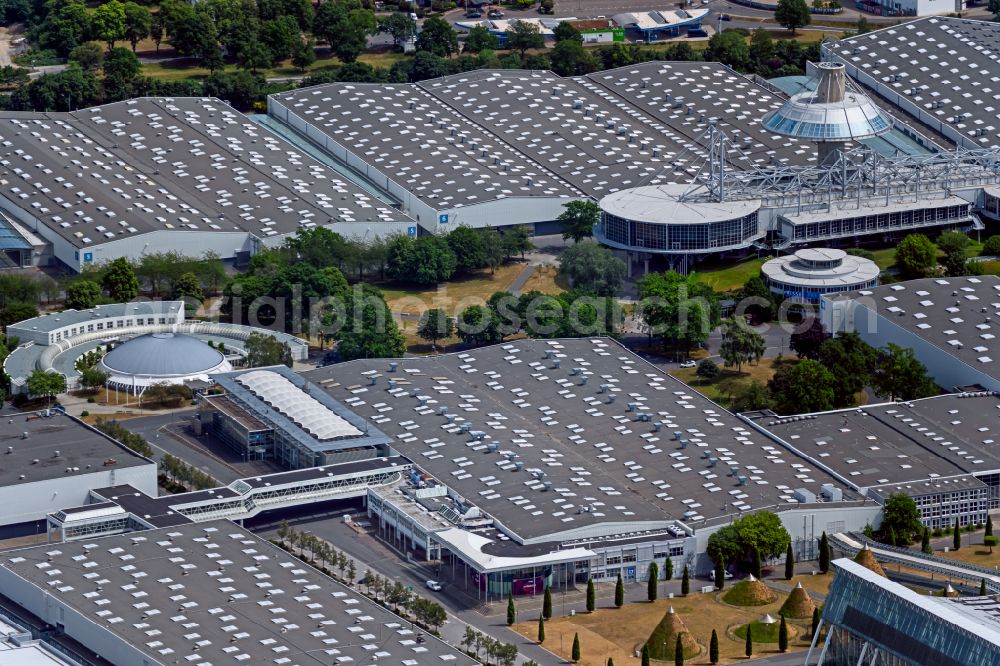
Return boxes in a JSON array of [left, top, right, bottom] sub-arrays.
[[99, 332, 232, 393], [761, 248, 879, 303]]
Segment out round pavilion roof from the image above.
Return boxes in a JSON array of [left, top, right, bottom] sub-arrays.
[[100, 333, 227, 378]]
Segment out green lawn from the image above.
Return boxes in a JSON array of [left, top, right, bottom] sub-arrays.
[[695, 256, 768, 293], [734, 620, 782, 643], [139, 50, 408, 82]]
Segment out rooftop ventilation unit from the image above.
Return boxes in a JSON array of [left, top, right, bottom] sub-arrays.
[[459, 422, 472, 433], [652, 421, 661, 432], [820, 484, 843, 502], [437, 405, 448, 415], [387, 379, 397, 390], [578, 376, 588, 386], [672, 431, 683, 441], [552, 359, 561, 369], [486, 441, 498, 452], [626, 402, 638, 412], [599, 384, 611, 393], [368, 376, 377, 386], [570, 367, 582, 376], [544, 350, 555, 359], [679, 438, 688, 449], [606, 394, 616, 404], [388, 362, 398, 372], [541, 480, 553, 491]]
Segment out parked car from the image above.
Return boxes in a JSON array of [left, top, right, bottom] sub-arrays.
[[466, 9, 483, 17], [426, 580, 443, 591], [409, 11, 418, 20], [680, 360, 697, 368], [720, 13, 732, 20], [488, 9, 503, 17]]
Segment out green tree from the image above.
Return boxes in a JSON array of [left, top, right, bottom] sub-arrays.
[[739, 275, 775, 322], [819, 532, 830, 573], [379, 12, 416, 47], [447, 225, 486, 273], [291, 38, 316, 71], [880, 494, 922, 545], [719, 317, 765, 372], [79, 366, 108, 391], [386, 235, 456, 284], [501, 225, 533, 261], [506, 593, 516, 625], [982, 235, 1000, 256], [774, 0, 810, 33], [479, 227, 505, 274], [65, 280, 101, 310], [954, 518, 961, 550], [416, 308, 453, 348], [647, 561, 658, 601], [550, 38, 598, 76], [559, 200, 600, 243], [675, 634, 684, 666], [543, 585, 553, 619], [68, 42, 104, 71], [457, 304, 502, 347], [785, 543, 795, 580], [768, 359, 836, 414], [27, 369, 66, 406], [731, 380, 772, 412], [93, 0, 127, 49], [982, 578, 989, 595], [778, 615, 788, 652], [614, 574, 624, 607], [172, 272, 204, 305], [101, 257, 139, 302], [245, 332, 293, 367], [811, 607, 820, 639], [237, 38, 272, 73], [871, 343, 937, 401], [705, 29, 750, 70], [332, 286, 405, 361], [707, 511, 791, 568], [103, 47, 141, 100], [709, 629, 719, 664], [681, 565, 690, 595], [0, 302, 38, 331], [571, 632, 581, 662], [714, 556, 725, 590], [789, 317, 830, 360], [895, 233, 937, 278], [637, 271, 719, 356], [818, 331, 877, 406], [261, 15, 300, 63], [664, 556, 673, 581], [123, 2, 151, 52], [751, 547, 762, 579], [150, 11, 165, 53], [696, 359, 720, 380], [557, 239, 625, 296], [987, 515, 994, 538], [416, 16, 458, 56], [983, 535, 997, 554], [463, 24, 497, 52], [586, 578, 595, 612], [507, 20, 544, 57], [938, 230, 972, 276], [745, 624, 753, 657], [537, 614, 545, 643], [641, 644, 650, 666], [313, 0, 376, 62], [553, 20, 582, 42]]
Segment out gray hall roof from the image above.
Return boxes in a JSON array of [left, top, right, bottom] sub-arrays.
[[829, 275, 1000, 382], [99, 332, 226, 377], [8, 301, 182, 337], [0, 520, 476, 666], [755, 393, 1000, 490], [271, 62, 817, 209], [0, 408, 152, 487], [0, 98, 410, 251], [306, 338, 856, 543], [826, 17, 1000, 149]]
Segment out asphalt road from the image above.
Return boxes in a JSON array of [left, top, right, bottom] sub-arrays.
[[117, 411, 252, 484]]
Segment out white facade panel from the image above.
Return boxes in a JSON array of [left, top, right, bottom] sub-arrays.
[[0, 463, 156, 526]]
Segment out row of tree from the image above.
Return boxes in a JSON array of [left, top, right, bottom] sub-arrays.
[[93, 416, 154, 457], [459, 627, 524, 666], [385, 225, 532, 285], [160, 452, 217, 489], [895, 231, 994, 279]]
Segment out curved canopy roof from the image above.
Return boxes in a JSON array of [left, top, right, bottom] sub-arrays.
[[100, 333, 226, 377]]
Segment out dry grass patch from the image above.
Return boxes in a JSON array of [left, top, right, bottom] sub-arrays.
[[379, 263, 525, 317], [517, 264, 569, 295], [513, 591, 809, 665], [935, 543, 1000, 569]]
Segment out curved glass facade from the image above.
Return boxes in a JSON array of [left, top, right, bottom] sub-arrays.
[[600, 211, 760, 252], [762, 106, 891, 140]]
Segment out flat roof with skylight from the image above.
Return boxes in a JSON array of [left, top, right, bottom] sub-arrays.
[[752, 393, 1000, 491], [306, 338, 856, 544], [825, 17, 1000, 149], [0, 520, 476, 666], [828, 275, 999, 380]]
